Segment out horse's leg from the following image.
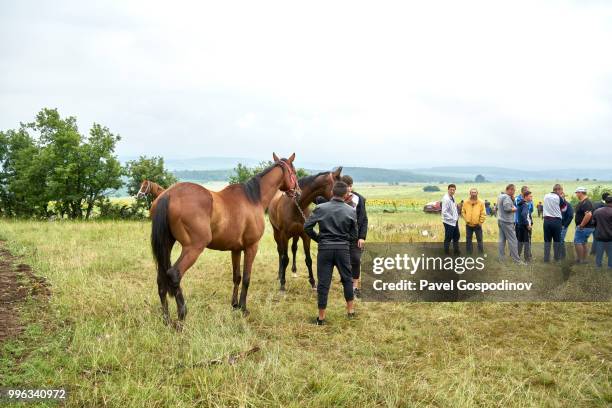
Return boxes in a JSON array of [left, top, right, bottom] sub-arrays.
[[157, 274, 170, 325], [276, 231, 290, 292], [239, 242, 259, 314], [301, 232, 316, 289], [291, 236, 299, 275], [169, 243, 205, 321], [231, 250, 241, 308]]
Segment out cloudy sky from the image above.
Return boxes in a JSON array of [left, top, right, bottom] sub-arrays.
[[1, 0, 611, 169]]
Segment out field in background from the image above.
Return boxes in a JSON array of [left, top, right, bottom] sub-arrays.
[[1, 180, 611, 407]]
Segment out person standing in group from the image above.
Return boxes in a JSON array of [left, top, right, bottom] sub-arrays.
[[591, 192, 610, 256], [441, 184, 460, 255], [537, 201, 544, 218], [592, 195, 612, 269], [514, 186, 533, 252], [543, 184, 566, 262], [304, 181, 357, 325], [516, 191, 534, 262], [574, 187, 596, 264], [514, 186, 533, 226], [462, 188, 486, 254], [497, 184, 522, 263], [485, 200, 491, 216], [340, 175, 368, 298], [560, 192, 574, 259]]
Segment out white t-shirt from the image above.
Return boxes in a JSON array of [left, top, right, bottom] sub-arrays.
[[543, 193, 562, 218]]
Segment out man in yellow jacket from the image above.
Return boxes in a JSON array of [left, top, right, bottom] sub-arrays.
[[462, 188, 487, 254]]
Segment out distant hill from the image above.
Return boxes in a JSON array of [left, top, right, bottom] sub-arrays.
[[164, 157, 260, 171], [122, 156, 612, 183], [411, 166, 612, 182], [172, 166, 462, 183], [173, 169, 233, 182]]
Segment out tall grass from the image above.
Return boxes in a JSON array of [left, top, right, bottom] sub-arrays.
[[0, 183, 611, 406]]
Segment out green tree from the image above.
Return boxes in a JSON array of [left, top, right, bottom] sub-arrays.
[[0, 108, 124, 219], [0, 128, 47, 217], [124, 156, 178, 210], [228, 161, 308, 184], [80, 124, 123, 218], [475, 174, 486, 183]]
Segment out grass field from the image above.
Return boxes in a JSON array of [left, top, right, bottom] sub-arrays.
[[1, 181, 611, 407]]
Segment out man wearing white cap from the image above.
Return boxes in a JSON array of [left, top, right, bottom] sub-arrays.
[[574, 187, 595, 264]]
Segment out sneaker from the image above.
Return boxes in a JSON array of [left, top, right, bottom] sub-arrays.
[[353, 288, 361, 299], [315, 317, 325, 326]]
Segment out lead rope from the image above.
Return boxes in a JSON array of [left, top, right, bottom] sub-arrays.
[[293, 196, 308, 222]]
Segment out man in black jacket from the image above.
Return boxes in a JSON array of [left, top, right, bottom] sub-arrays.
[[314, 175, 369, 298], [305, 181, 357, 325], [341, 175, 368, 298]]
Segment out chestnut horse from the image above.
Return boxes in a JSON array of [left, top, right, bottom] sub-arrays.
[[150, 153, 298, 324], [268, 167, 342, 291], [136, 180, 165, 199]]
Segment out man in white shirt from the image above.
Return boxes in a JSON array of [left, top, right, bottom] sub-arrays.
[[441, 184, 460, 255], [542, 184, 565, 262]]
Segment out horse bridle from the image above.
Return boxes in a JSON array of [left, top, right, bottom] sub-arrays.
[[290, 171, 336, 222], [278, 160, 300, 199], [136, 180, 151, 199]]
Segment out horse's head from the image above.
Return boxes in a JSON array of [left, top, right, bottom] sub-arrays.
[[136, 180, 151, 198], [273, 152, 299, 197], [319, 166, 343, 200]]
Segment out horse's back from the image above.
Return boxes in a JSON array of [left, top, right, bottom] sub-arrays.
[[207, 185, 267, 250]]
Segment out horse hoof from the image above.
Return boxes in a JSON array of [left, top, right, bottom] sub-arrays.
[[241, 308, 250, 317], [232, 303, 240, 310]]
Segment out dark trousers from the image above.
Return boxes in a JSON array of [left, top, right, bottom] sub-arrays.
[[465, 225, 483, 254], [443, 222, 460, 255], [595, 241, 612, 268], [591, 238, 599, 256], [349, 243, 362, 280], [516, 224, 532, 261], [543, 218, 562, 262], [317, 248, 354, 310]]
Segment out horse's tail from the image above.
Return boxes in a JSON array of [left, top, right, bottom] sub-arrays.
[[151, 195, 176, 297]]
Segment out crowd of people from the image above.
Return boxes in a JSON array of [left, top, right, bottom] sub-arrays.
[[441, 183, 612, 268], [300, 179, 611, 325]]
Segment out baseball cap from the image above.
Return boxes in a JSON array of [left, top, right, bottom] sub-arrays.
[[575, 187, 587, 193]]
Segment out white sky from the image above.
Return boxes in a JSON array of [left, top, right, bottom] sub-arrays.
[[1, 0, 611, 169]]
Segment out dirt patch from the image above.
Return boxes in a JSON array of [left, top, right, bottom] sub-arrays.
[[0, 241, 50, 343]]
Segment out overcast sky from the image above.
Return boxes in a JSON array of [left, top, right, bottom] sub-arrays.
[[1, 0, 611, 169]]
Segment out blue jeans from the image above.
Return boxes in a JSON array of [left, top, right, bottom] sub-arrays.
[[574, 227, 595, 244], [560, 226, 569, 259], [595, 241, 612, 268]]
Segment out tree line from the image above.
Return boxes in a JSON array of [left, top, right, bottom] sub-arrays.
[[0, 108, 176, 219]]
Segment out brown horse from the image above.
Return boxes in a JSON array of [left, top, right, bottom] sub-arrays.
[[136, 180, 165, 199], [268, 167, 342, 291], [150, 153, 299, 324]]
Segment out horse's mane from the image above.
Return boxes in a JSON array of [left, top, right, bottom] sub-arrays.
[[297, 171, 329, 189], [241, 164, 278, 204]]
